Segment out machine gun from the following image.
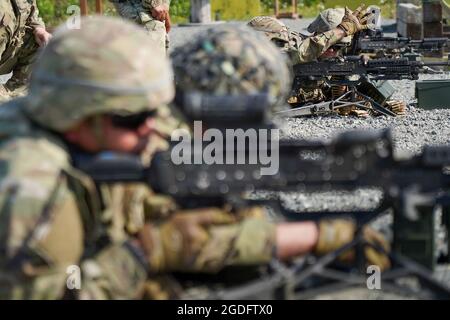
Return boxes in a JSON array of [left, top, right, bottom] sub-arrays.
[[292, 56, 449, 82], [75, 131, 450, 299], [279, 55, 450, 118], [349, 29, 450, 56]]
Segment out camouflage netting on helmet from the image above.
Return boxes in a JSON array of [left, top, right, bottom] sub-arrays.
[[24, 16, 175, 132], [247, 16, 290, 43], [171, 25, 291, 107]]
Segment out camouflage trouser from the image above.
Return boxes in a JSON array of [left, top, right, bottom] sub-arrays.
[[112, 0, 169, 55], [0, 26, 39, 99]]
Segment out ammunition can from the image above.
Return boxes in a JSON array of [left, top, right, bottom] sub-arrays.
[[415, 79, 450, 109], [394, 205, 436, 269]]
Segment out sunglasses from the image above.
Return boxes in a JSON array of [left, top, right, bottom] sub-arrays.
[[110, 110, 157, 130]]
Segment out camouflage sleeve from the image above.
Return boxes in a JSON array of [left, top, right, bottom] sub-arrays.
[[289, 29, 341, 64], [201, 217, 276, 269], [142, 0, 171, 10], [146, 208, 277, 273], [77, 242, 148, 299], [29, 0, 45, 29]]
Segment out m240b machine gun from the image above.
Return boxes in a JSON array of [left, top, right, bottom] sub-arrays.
[[356, 36, 449, 54], [349, 28, 449, 56], [292, 56, 450, 82], [279, 56, 450, 118], [76, 127, 450, 299]]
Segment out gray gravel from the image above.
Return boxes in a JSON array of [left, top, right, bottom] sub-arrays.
[[280, 73, 450, 155]]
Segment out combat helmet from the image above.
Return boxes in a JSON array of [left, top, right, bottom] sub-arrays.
[[24, 16, 175, 132], [307, 8, 352, 43], [171, 25, 291, 109], [247, 16, 290, 43]]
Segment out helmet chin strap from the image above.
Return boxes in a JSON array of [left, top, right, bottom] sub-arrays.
[[91, 115, 107, 150]]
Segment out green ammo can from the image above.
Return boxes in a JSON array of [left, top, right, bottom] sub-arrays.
[[415, 79, 450, 109], [357, 80, 396, 105]]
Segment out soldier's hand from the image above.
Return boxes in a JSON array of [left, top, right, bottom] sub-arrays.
[[151, 4, 170, 22], [338, 4, 375, 36], [137, 208, 235, 272], [314, 219, 391, 271], [33, 27, 52, 47]]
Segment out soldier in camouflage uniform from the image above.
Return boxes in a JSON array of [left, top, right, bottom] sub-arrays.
[[0, 0, 52, 101], [0, 16, 390, 299], [0, 16, 175, 299], [109, 0, 171, 55], [247, 5, 373, 66], [304, 8, 407, 116], [250, 7, 406, 116], [247, 5, 376, 112]]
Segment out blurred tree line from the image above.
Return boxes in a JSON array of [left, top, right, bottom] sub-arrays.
[[37, 0, 395, 27]]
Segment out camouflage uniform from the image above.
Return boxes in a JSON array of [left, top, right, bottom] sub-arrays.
[[295, 9, 350, 107], [255, 9, 406, 116], [247, 16, 342, 66], [109, 0, 170, 55], [306, 8, 407, 116], [247, 15, 343, 106], [0, 0, 44, 99], [0, 17, 176, 299]]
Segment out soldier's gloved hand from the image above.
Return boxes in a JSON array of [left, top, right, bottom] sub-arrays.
[[137, 208, 235, 272], [33, 27, 52, 47], [338, 4, 375, 36], [385, 100, 407, 116], [151, 4, 170, 22], [314, 219, 391, 271]]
